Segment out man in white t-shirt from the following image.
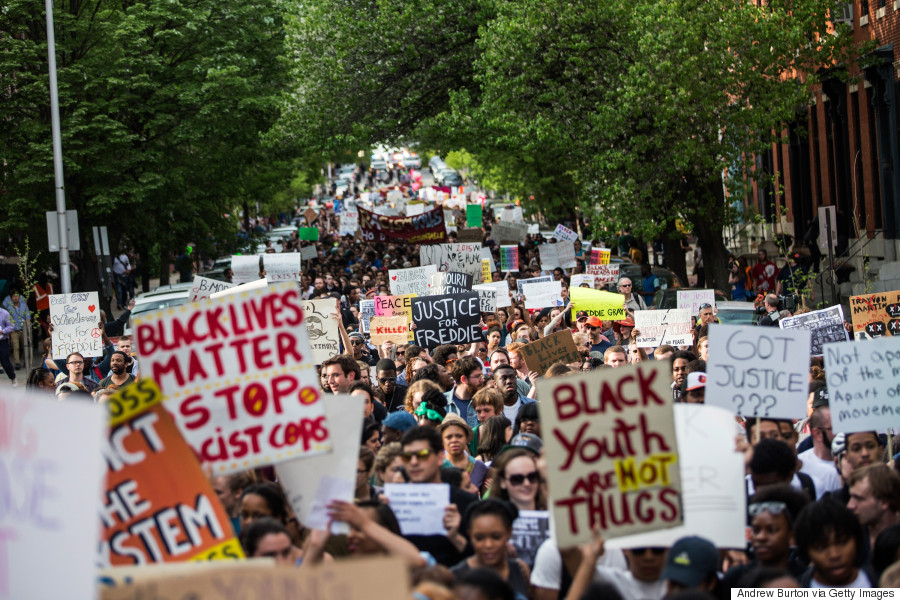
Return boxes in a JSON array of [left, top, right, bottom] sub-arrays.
[[530, 537, 629, 600], [798, 402, 842, 494]]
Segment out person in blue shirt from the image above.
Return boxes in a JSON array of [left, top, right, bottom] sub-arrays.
[[640, 263, 660, 306]]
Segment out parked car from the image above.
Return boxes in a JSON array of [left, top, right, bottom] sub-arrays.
[[404, 155, 421, 169], [714, 301, 759, 326], [429, 156, 447, 174], [370, 159, 388, 172], [442, 172, 464, 186], [605, 265, 682, 296], [129, 287, 190, 328]]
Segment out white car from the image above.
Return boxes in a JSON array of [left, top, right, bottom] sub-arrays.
[[129, 287, 191, 329]]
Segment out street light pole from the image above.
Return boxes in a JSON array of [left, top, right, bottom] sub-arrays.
[[45, 0, 72, 293]]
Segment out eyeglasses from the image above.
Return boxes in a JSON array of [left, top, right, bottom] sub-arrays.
[[67, 360, 84, 365], [350, 340, 363, 346], [396, 351, 405, 356], [748, 501, 787, 517], [401, 448, 435, 462], [585, 325, 596, 330], [379, 377, 396, 384], [506, 471, 539, 486], [619, 284, 632, 288], [477, 348, 487, 354], [631, 547, 666, 555]]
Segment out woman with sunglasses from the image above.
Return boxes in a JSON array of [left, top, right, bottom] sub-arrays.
[[488, 448, 546, 511], [627, 340, 648, 365]]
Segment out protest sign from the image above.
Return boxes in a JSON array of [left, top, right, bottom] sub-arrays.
[[430, 271, 473, 295], [634, 309, 693, 348], [676, 289, 715, 317], [499, 206, 524, 222], [500, 245, 519, 272], [556, 241, 577, 269], [570, 274, 595, 288], [2, 388, 105, 600], [779, 305, 848, 355], [474, 281, 512, 308], [190, 276, 234, 303], [359, 299, 376, 334], [493, 221, 529, 243], [49, 291, 103, 358], [359, 206, 448, 244], [553, 224, 579, 241], [706, 325, 810, 419], [100, 380, 243, 566], [339, 211, 359, 236], [538, 244, 562, 270], [375, 294, 416, 341], [411, 292, 481, 348], [210, 278, 267, 299], [100, 556, 409, 600], [482, 259, 492, 283], [849, 291, 900, 339], [519, 330, 581, 375], [304, 207, 318, 223], [457, 228, 483, 243], [480, 246, 496, 272], [406, 203, 427, 217], [389, 264, 437, 296], [474, 285, 498, 313], [516, 275, 552, 296], [300, 245, 318, 261], [301, 299, 341, 364], [466, 204, 483, 227], [133, 282, 331, 474], [369, 316, 410, 345], [262, 253, 301, 282], [606, 404, 747, 550], [823, 337, 900, 433], [230, 255, 261, 284], [586, 264, 620, 287], [278, 394, 364, 533], [419, 243, 483, 282], [521, 280, 564, 309], [590, 248, 611, 265], [511, 511, 550, 569], [383, 484, 450, 536], [569, 287, 626, 320], [298, 227, 319, 241], [537, 361, 682, 546]]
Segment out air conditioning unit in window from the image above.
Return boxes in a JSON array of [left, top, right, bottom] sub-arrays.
[[833, 3, 853, 25]]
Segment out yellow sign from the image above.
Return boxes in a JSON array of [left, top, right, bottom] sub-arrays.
[[482, 259, 492, 283], [569, 287, 626, 320]]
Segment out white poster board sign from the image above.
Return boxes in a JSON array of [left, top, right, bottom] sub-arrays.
[[677, 289, 715, 317], [389, 265, 437, 296], [780, 305, 848, 356], [473, 281, 511, 308], [586, 264, 620, 286], [263, 254, 301, 282], [300, 245, 318, 261], [230, 255, 261, 285], [474, 286, 498, 313], [522, 280, 564, 309], [339, 212, 359, 235], [359, 299, 376, 334], [48, 291, 103, 358], [539, 242, 577, 270], [190, 276, 234, 303], [634, 309, 693, 348], [570, 274, 595, 288], [301, 299, 342, 364], [383, 483, 450, 536], [706, 325, 811, 419], [553, 224, 579, 241], [823, 337, 900, 433], [419, 243, 483, 283]]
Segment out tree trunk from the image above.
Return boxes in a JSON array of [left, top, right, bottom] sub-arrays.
[[159, 245, 170, 286], [662, 220, 689, 286], [694, 221, 731, 295]]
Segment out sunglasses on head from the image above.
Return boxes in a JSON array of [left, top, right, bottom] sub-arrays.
[[699, 303, 713, 309], [748, 501, 787, 517], [401, 448, 435, 462], [506, 471, 539, 486], [631, 547, 666, 555]]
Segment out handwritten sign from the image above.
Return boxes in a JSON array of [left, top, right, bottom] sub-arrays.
[[262, 254, 301, 282], [586, 264, 620, 286], [301, 299, 341, 364], [190, 276, 234, 303], [676, 289, 715, 317], [571, 274, 595, 288], [339, 211, 359, 236], [420, 243, 483, 282], [300, 245, 318, 261], [706, 325, 810, 419], [133, 282, 331, 474], [590, 248, 611, 265], [849, 291, 900, 339], [100, 380, 242, 566], [474, 285, 498, 313], [522, 280, 564, 309], [634, 309, 692, 348], [411, 292, 481, 349], [49, 291, 103, 358], [553, 224, 579, 242], [779, 305, 848, 356], [375, 294, 416, 341], [230, 255, 261, 285], [516, 276, 552, 297], [569, 287, 626, 320], [2, 389, 105, 600], [482, 259, 492, 283], [511, 511, 550, 569], [493, 221, 528, 243], [474, 281, 511, 308], [500, 245, 519, 272], [458, 228, 483, 243], [430, 271, 473, 295], [389, 265, 437, 296], [369, 316, 410, 346], [383, 484, 450, 536], [536, 361, 682, 546], [823, 337, 900, 433], [520, 330, 581, 375], [359, 299, 376, 334], [360, 206, 447, 244]]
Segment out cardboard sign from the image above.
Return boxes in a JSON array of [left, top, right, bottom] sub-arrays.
[[457, 228, 484, 243], [474, 281, 511, 308], [676, 289, 715, 317], [553, 224, 579, 241], [569, 287, 626, 320], [511, 511, 550, 569], [823, 337, 900, 433], [779, 305, 848, 356], [100, 380, 243, 566], [537, 361, 683, 546], [49, 291, 103, 358], [849, 291, 900, 339], [706, 325, 811, 419], [100, 556, 410, 600], [230, 255, 261, 285], [493, 221, 528, 243], [300, 299, 341, 364], [411, 292, 482, 348], [298, 227, 319, 241], [262, 253, 301, 282], [359, 206, 448, 244], [369, 316, 410, 345], [389, 265, 437, 296], [606, 404, 747, 550], [500, 245, 519, 272], [375, 294, 416, 341], [383, 484, 450, 536], [190, 276, 234, 303], [300, 245, 318, 261], [466, 204, 483, 227], [590, 248, 611, 265], [419, 243, 483, 282], [339, 211, 359, 236], [522, 280, 564, 309], [586, 264, 620, 286], [132, 283, 331, 474], [2, 389, 105, 600], [634, 309, 692, 348], [304, 208, 318, 223], [520, 330, 582, 375], [359, 299, 376, 334], [430, 271, 473, 295], [571, 274, 595, 288]]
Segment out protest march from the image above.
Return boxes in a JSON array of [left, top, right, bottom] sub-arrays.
[[5, 173, 900, 600]]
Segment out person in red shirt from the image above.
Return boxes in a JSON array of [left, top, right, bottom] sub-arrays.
[[750, 249, 779, 294]]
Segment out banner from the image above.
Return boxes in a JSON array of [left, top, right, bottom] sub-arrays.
[[823, 337, 900, 433], [569, 287, 626, 320], [849, 291, 900, 339], [553, 224, 579, 242], [706, 325, 810, 419], [419, 243, 483, 282], [133, 282, 331, 474], [493, 221, 528, 243], [190, 276, 234, 303], [590, 248, 611, 265], [301, 299, 342, 364], [521, 280, 564, 309], [430, 271, 473, 295], [466, 204, 483, 227], [389, 265, 437, 296], [634, 309, 693, 348], [519, 330, 581, 375], [359, 206, 447, 244], [368, 316, 410, 345], [49, 291, 103, 358], [537, 361, 682, 546], [474, 281, 511, 308], [263, 254, 301, 282], [230, 255, 260, 285], [676, 289, 715, 317], [411, 292, 482, 348], [100, 380, 243, 566], [500, 245, 519, 272], [359, 299, 376, 334], [779, 305, 848, 356], [586, 264, 620, 286], [2, 389, 105, 600], [339, 212, 359, 236]]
